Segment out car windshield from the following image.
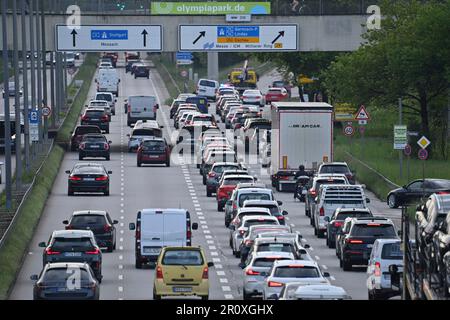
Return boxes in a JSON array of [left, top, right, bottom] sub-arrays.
[[253, 257, 291, 268], [320, 165, 350, 174], [71, 215, 106, 226], [381, 242, 403, 260], [51, 237, 94, 252], [142, 141, 165, 151], [432, 180, 450, 189], [274, 266, 320, 278], [162, 250, 204, 266], [75, 127, 100, 135], [250, 124, 271, 130], [335, 212, 371, 220], [257, 243, 293, 253], [43, 268, 91, 282], [224, 178, 253, 185], [239, 193, 271, 206], [351, 224, 397, 237], [96, 94, 112, 102], [273, 81, 284, 87], [193, 116, 213, 122]]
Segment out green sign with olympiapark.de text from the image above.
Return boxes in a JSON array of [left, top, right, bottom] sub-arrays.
[[151, 2, 271, 15], [394, 125, 408, 150]]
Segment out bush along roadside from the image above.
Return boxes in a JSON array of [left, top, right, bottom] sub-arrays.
[[0, 53, 98, 300]]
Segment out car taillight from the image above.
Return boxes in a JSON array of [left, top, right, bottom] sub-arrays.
[[346, 239, 364, 244], [187, 230, 192, 239], [45, 248, 61, 255], [374, 262, 381, 277], [104, 143, 109, 150], [279, 176, 289, 180], [244, 240, 253, 246], [202, 267, 209, 279], [239, 230, 245, 236], [95, 175, 108, 181], [104, 225, 112, 232], [65, 225, 73, 230], [101, 115, 109, 122], [156, 266, 163, 279], [69, 176, 82, 181], [86, 248, 100, 255], [268, 281, 283, 287], [333, 221, 343, 228], [246, 269, 260, 276], [243, 96, 248, 99], [277, 216, 284, 221], [309, 189, 316, 196], [79, 143, 85, 150], [127, 105, 131, 113], [208, 172, 216, 178], [319, 207, 324, 216], [81, 115, 88, 121], [232, 203, 237, 210]]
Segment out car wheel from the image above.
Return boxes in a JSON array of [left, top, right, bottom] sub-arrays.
[[166, 160, 170, 167], [206, 190, 212, 197], [68, 188, 74, 196], [153, 288, 161, 300], [96, 275, 102, 284], [202, 177, 206, 185], [78, 154, 83, 161], [243, 292, 250, 300], [113, 240, 116, 250], [201, 295, 208, 301], [343, 259, 352, 271], [135, 258, 143, 269], [137, 160, 141, 167], [305, 207, 310, 217], [326, 236, 329, 247], [106, 244, 113, 253], [329, 240, 336, 249], [314, 225, 318, 236], [388, 194, 398, 209], [218, 203, 224, 212], [106, 154, 110, 161], [339, 257, 343, 268], [105, 127, 110, 134], [318, 229, 325, 239], [104, 189, 110, 196]]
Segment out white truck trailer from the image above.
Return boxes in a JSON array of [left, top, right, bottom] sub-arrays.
[[270, 102, 334, 191]]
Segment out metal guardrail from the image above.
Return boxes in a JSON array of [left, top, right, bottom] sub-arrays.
[[0, 140, 54, 251], [4, 0, 378, 16]]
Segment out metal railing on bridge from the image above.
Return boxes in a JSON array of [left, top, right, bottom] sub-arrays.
[[3, 0, 378, 16]]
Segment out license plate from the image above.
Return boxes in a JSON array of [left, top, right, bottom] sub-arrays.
[[91, 118, 99, 121], [84, 178, 95, 181], [144, 247, 161, 254], [149, 155, 160, 158], [173, 287, 192, 293], [90, 145, 100, 148], [64, 252, 82, 257]]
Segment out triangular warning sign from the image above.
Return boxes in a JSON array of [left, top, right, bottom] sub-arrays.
[[355, 105, 370, 121]]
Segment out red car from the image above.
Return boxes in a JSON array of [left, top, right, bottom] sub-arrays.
[[137, 137, 171, 167], [265, 87, 288, 104], [216, 175, 255, 212]]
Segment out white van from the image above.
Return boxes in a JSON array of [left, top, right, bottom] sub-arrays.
[[196, 79, 219, 101], [129, 209, 198, 268], [96, 68, 120, 96], [126, 95, 159, 126]]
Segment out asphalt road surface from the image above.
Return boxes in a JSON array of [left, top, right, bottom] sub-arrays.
[[9, 62, 402, 300]]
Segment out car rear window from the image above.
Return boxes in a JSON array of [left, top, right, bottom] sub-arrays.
[[274, 266, 320, 278], [244, 220, 278, 228], [315, 179, 346, 191], [335, 212, 372, 220], [257, 243, 294, 253], [249, 124, 271, 130], [246, 204, 279, 216], [254, 257, 290, 268], [381, 242, 403, 260], [132, 129, 162, 137], [432, 180, 450, 189], [85, 110, 104, 117], [162, 250, 204, 266], [239, 193, 271, 206], [128, 96, 156, 107], [320, 165, 350, 174], [224, 178, 254, 185], [142, 140, 165, 150], [96, 94, 112, 102], [82, 135, 105, 142], [52, 237, 94, 251], [193, 116, 213, 122], [199, 80, 216, 87], [73, 166, 105, 174], [75, 127, 101, 135], [351, 224, 396, 237], [71, 215, 106, 226], [43, 268, 91, 282], [213, 165, 239, 173]]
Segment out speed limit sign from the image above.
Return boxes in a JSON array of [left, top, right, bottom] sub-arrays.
[[344, 124, 355, 136]]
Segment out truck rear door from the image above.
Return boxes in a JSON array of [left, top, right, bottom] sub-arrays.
[[141, 212, 164, 256], [163, 212, 187, 247]]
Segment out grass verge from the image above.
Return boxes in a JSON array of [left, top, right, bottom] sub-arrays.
[[0, 53, 98, 299]]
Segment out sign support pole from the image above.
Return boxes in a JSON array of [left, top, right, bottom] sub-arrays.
[[399, 98, 403, 180], [21, 0, 31, 173]]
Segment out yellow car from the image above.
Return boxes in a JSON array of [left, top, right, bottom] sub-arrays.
[[153, 246, 213, 300]]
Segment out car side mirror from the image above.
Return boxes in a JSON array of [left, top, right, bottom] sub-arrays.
[[303, 244, 310, 249], [254, 177, 258, 181], [30, 275, 39, 281], [229, 225, 235, 231], [62, 220, 69, 225], [323, 272, 331, 277], [277, 200, 283, 206], [324, 216, 330, 222], [113, 220, 119, 225], [160, 125, 164, 129], [129, 223, 136, 231], [38, 242, 46, 248], [366, 197, 371, 203], [207, 262, 214, 268], [397, 230, 402, 237], [65, 170, 71, 174], [115, 99, 117, 102], [126, 134, 130, 137], [192, 223, 198, 230], [108, 141, 112, 144], [403, 185, 407, 189], [107, 171, 112, 174], [299, 249, 307, 255], [282, 210, 288, 216], [389, 264, 399, 274]]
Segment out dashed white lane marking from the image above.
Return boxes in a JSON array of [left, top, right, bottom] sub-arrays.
[[217, 271, 226, 276], [197, 212, 203, 216], [200, 221, 207, 225], [191, 196, 198, 200], [309, 247, 314, 251], [121, 203, 124, 207], [207, 240, 214, 244], [285, 217, 290, 221], [201, 225, 208, 229], [330, 276, 336, 281], [194, 204, 201, 207], [222, 286, 231, 292], [215, 264, 223, 269], [224, 294, 234, 299], [118, 287, 123, 292], [120, 238, 123, 242], [192, 200, 199, 204], [322, 265, 328, 270], [120, 216, 124, 219], [212, 258, 221, 262], [209, 246, 217, 250], [119, 255, 123, 260], [205, 235, 212, 239], [118, 275, 123, 280], [290, 224, 295, 227], [119, 246, 123, 251], [315, 255, 320, 261], [198, 216, 205, 220], [219, 278, 229, 283], [211, 252, 218, 256], [120, 223, 124, 227], [203, 230, 210, 234], [119, 265, 123, 270], [120, 230, 124, 234]]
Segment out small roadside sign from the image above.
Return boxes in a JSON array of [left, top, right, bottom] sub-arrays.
[[180, 70, 188, 77], [394, 125, 407, 150], [29, 110, 39, 124], [404, 144, 412, 156], [358, 120, 367, 125], [418, 149, 428, 160], [417, 136, 430, 149], [344, 124, 354, 136], [42, 106, 52, 117], [355, 105, 370, 121]]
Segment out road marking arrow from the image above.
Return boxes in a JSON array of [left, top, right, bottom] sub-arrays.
[[141, 29, 148, 47], [193, 31, 206, 45], [70, 29, 78, 47], [271, 31, 285, 44]]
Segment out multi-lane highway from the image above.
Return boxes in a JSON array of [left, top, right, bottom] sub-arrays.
[[9, 61, 402, 300]]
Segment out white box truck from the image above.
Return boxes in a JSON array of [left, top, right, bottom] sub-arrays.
[[270, 102, 334, 191]]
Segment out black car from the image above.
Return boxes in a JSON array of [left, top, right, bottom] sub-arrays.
[[387, 179, 450, 208], [325, 208, 372, 249], [339, 217, 398, 271], [125, 59, 140, 73], [78, 134, 111, 161], [80, 108, 109, 133], [31, 262, 100, 300], [134, 64, 150, 79], [66, 163, 112, 196], [63, 210, 118, 252], [70, 125, 102, 151], [39, 230, 103, 281], [432, 211, 450, 279]]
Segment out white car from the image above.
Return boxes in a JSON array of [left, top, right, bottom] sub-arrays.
[[242, 89, 265, 107], [177, 93, 197, 101], [243, 251, 295, 300], [87, 100, 111, 120], [278, 283, 350, 300], [367, 239, 403, 300], [95, 92, 116, 115], [262, 260, 330, 300]]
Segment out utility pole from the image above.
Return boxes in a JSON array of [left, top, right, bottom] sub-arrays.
[[12, 0, 23, 190], [29, 0, 37, 161], [21, 0, 31, 172], [35, 0, 43, 148], [2, 0, 13, 209], [41, 1, 48, 144], [399, 98, 403, 180]]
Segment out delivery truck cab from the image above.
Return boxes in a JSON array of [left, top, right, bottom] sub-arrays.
[[270, 102, 334, 190], [129, 209, 198, 268]]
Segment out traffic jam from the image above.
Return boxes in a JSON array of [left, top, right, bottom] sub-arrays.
[[26, 53, 450, 302]]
